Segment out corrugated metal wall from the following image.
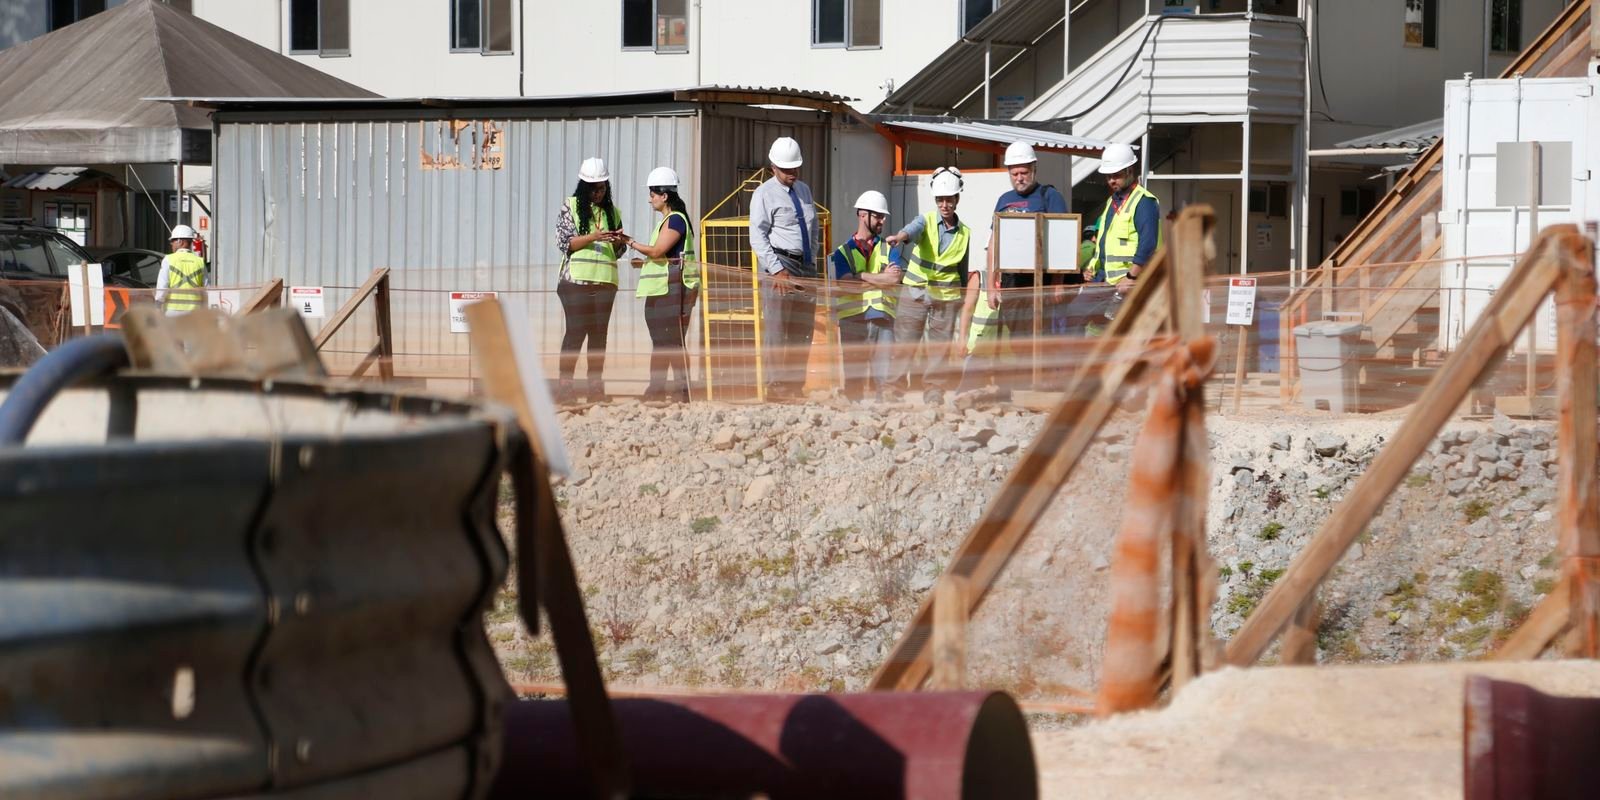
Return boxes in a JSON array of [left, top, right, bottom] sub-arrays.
[[698, 105, 829, 218], [214, 111, 699, 384]]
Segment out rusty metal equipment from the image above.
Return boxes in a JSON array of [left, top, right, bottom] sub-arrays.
[[1464, 676, 1600, 800], [492, 691, 1036, 800]]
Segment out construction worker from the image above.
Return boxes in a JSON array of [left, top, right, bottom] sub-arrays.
[[968, 141, 1069, 394], [1082, 143, 1161, 336], [829, 190, 901, 401], [884, 166, 969, 404], [629, 166, 697, 402], [1079, 223, 1099, 273], [154, 224, 206, 315], [749, 136, 821, 401], [556, 156, 628, 403]]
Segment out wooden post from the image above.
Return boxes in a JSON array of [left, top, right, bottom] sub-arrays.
[[1232, 325, 1249, 413], [930, 575, 970, 691], [374, 271, 395, 381], [1280, 597, 1321, 665], [1166, 207, 1214, 691], [1554, 231, 1599, 657], [1226, 230, 1573, 666], [1492, 575, 1571, 660], [80, 262, 93, 336]]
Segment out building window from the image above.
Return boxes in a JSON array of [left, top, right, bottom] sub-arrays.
[[49, 0, 105, 31], [290, 0, 350, 56], [962, 0, 997, 34], [163, 0, 193, 12], [1403, 0, 1437, 49], [1340, 187, 1378, 219], [623, 0, 690, 52], [1490, 0, 1521, 53], [452, 0, 513, 53], [814, 0, 880, 49]]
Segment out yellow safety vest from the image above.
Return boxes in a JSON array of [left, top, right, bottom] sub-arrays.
[[638, 211, 698, 298], [565, 196, 621, 285], [163, 249, 206, 313], [967, 287, 1001, 353], [904, 211, 970, 303], [832, 238, 896, 320], [1090, 183, 1161, 285]]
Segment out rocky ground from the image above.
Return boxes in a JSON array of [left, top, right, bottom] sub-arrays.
[[489, 396, 1563, 699]]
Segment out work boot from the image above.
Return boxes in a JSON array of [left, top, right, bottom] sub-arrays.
[[586, 380, 608, 404], [555, 378, 575, 405], [922, 388, 945, 406]]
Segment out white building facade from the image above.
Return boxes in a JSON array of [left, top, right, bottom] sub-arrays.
[[1, 0, 1002, 110]]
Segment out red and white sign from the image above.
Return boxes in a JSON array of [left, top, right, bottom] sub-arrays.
[[449, 291, 498, 333], [197, 216, 210, 231], [290, 286, 326, 319], [1225, 277, 1257, 326]]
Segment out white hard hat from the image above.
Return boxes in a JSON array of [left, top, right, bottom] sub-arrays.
[[1097, 143, 1138, 175], [854, 190, 890, 216], [577, 157, 611, 183], [930, 167, 963, 197], [646, 166, 680, 188], [768, 136, 804, 169], [169, 224, 197, 240], [1003, 141, 1038, 167]]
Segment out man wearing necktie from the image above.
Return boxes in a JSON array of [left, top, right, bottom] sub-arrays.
[[749, 136, 821, 401]]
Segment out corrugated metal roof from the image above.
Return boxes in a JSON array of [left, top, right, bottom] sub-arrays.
[[1333, 118, 1443, 151], [2, 167, 87, 191], [881, 119, 1109, 154], [875, 0, 1072, 114], [161, 85, 856, 114]]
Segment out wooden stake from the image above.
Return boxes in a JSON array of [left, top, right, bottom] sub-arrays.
[[1554, 228, 1599, 657], [930, 575, 970, 691], [1232, 325, 1249, 413], [1280, 597, 1321, 665], [1225, 229, 1574, 666], [1492, 574, 1571, 661]]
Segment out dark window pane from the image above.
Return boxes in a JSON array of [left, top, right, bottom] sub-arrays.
[[1491, 0, 1520, 51], [849, 0, 880, 47], [623, 0, 652, 47], [963, 0, 994, 35], [10, 235, 54, 277], [42, 236, 85, 275], [163, 0, 193, 12], [81, 0, 105, 16], [290, 0, 319, 51], [453, 0, 480, 49], [1422, 0, 1437, 48], [814, 0, 844, 44], [487, 0, 513, 52], [321, 0, 350, 53], [1268, 184, 1288, 218], [49, 0, 74, 29]]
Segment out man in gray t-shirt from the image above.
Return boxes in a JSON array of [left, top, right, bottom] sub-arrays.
[[748, 136, 821, 400]]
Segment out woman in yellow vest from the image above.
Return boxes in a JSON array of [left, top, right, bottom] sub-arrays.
[[628, 166, 698, 402], [555, 157, 628, 403]]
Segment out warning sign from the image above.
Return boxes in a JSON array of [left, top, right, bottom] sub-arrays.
[[1225, 278, 1257, 326], [449, 291, 498, 333], [104, 287, 132, 329], [291, 286, 326, 319]]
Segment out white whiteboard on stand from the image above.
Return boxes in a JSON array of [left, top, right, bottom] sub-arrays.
[[1044, 215, 1083, 273], [994, 214, 1038, 272]]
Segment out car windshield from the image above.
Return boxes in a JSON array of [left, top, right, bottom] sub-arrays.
[[42, 235, 88, 275]]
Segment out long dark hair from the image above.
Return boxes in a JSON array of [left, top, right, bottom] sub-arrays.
[[572, 180, 620, 235], [651, 186, 695, 242]]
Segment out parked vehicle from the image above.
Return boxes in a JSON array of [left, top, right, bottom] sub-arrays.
[[87, 247, 165, 288], [0, 223, 150, 288]]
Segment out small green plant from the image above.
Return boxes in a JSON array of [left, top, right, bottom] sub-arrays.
[[1461, 498, 1493, 523], [1314, 486, 1331, 500], [880, 434, 897, 448], [1533, 576, 1558, 595], [1405, 472, 1432, 488], [1384, 572, 1427, 613], [750, 552, 796, 577], [826, 526, 856, 541], [623, 647, 657, 673], [691, 515, 721, 534], [793, 446, 814, 465], [1431, 568, 1505, 632], [718, 644, 746, 686], [1538, 550, 1559, 569], [1259, 568, 1285, 582], [1239, 561, 1254, 575], [1257, 521, 1285, 541], [1218, 564, 1234, 580], [713, 558, 746, 585], [638, 483, 661, 496], [1225, 568, 1284, 618]]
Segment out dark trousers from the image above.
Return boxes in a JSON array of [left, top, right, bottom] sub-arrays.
[[644, 276, 692, 397], [557, 279, 617, 389], [759, 256, 817, 396]]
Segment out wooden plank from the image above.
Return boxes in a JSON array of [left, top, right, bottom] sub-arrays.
[[374, 271, 395, 381], [242, 278, 284, 315], [871, 246, 1175, 691], [1492, 575, 1572, 661], [1225, 230, 1574, 666], [1554, 229, 1600, 657], [930, 575, 970, 691], [312, 268, 389, 350], [467, 299, 629, 797], [1280, 597, 1321, 665]]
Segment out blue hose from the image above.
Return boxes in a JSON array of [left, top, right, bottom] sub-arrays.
[[0, 335, 130, 446]]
